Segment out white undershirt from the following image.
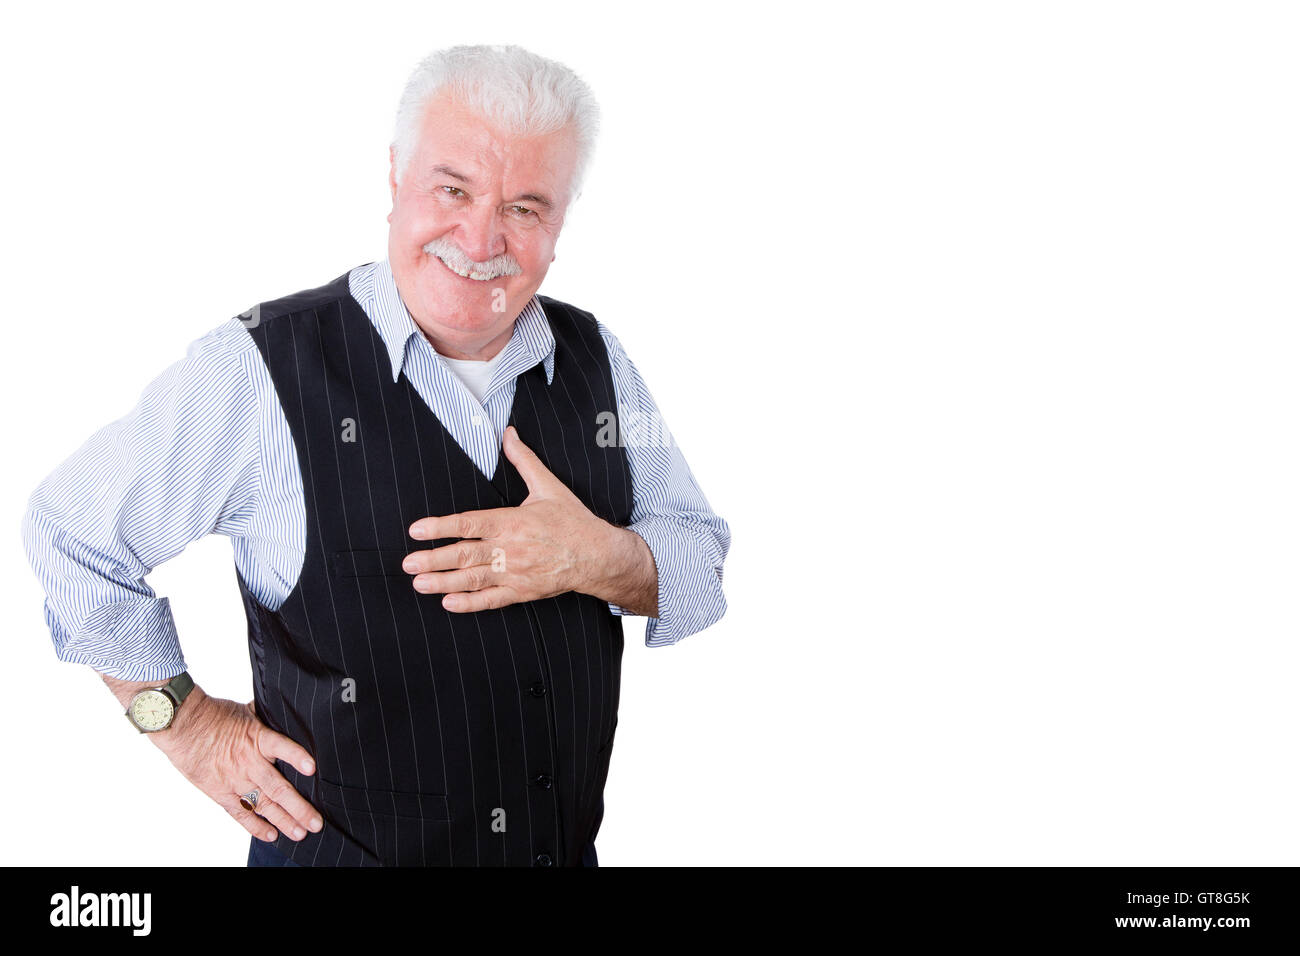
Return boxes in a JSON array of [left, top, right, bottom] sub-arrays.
[[439, 347, 509, 406]]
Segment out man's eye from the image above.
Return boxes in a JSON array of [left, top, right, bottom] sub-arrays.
[[510, 206, 536, 217], [441, 185, 465, 197]]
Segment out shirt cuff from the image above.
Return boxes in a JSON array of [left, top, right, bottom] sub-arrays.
[[46, 597, 188, 681], [606, 517, 727, 647]]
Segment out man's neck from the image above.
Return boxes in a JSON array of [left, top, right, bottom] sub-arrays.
[[413, 318, 514, 362]]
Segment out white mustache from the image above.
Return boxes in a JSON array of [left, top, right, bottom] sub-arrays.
[[423, 238, 522, 280]]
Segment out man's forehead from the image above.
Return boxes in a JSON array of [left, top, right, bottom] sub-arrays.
[[412, 105, 576, 202]]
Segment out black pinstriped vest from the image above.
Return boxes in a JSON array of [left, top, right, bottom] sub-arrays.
[[235, 265, 635, 866]]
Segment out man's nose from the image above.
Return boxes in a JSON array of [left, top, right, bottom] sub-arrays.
[[453, 204, 507, 263]]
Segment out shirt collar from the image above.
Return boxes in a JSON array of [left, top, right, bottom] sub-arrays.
[[347, 258, 556, 386]]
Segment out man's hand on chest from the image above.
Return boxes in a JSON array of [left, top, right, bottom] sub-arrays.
[[402, 425, 658, 616]]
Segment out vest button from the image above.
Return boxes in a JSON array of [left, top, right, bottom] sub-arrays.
[[528, 682, 547, 697], [533, 774, 553, 790], [534, 852, 554, 867]]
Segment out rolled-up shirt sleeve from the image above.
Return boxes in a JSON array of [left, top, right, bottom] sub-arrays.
[[597, 321, 731, 645], [20, 319, 262, 680]]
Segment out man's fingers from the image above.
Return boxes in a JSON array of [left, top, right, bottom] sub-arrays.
[[413, 565, 497, 595], [501, 425, 558, 495], [441, 586, 517, 613], [222, 796, 278, 843], [254, 766, 323, 836], [403, 540, 496, 574], [409, 509, 508, 541], [250, 794, 310, 841], [257, 726, 317, 777]]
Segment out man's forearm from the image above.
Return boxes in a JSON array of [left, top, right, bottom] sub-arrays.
[[582, 522, 659, 617]]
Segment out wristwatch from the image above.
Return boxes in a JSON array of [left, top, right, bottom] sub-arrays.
[[125, 671, 194, 733]]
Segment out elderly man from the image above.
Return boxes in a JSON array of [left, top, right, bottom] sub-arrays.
[[22, 44, 729, 867]]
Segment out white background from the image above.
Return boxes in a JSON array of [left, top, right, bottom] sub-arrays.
[[2, 0, 1297, 866]]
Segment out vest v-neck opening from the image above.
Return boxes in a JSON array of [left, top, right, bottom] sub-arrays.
[[342, 291, 530, 499]]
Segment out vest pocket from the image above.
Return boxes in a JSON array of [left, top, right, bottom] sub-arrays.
[[315, 775, 452, 821], [329, 549, 411, 578], [313, 776, 453, 866]]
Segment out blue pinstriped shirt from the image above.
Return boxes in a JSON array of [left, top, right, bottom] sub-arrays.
[[21, 259, 730, 681]]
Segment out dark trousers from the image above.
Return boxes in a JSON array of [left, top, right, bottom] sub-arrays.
[[249, 795, 605, 867], [248, 836, 599, 867]]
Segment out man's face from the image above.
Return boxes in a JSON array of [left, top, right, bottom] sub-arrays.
[[387, 89, 577, 359]]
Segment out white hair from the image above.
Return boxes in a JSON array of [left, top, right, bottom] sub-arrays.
[[390, 44, 600, 204]]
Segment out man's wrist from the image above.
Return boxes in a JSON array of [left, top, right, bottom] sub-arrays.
[[582, 520, 659, 617], [156, 683, 207, 742]]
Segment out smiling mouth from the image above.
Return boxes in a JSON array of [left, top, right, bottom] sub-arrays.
[[432, 253, 505, 282]]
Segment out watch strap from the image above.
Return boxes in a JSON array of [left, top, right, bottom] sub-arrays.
[[164, 671, 194, 704]]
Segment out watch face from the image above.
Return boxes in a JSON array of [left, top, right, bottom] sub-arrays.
[[129, 689, 175, 732]]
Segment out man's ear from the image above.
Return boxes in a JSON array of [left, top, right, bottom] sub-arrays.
[[388, 145, 399, 209]]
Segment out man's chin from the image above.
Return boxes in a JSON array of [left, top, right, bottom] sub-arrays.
[[414, 287, 517, 334]]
